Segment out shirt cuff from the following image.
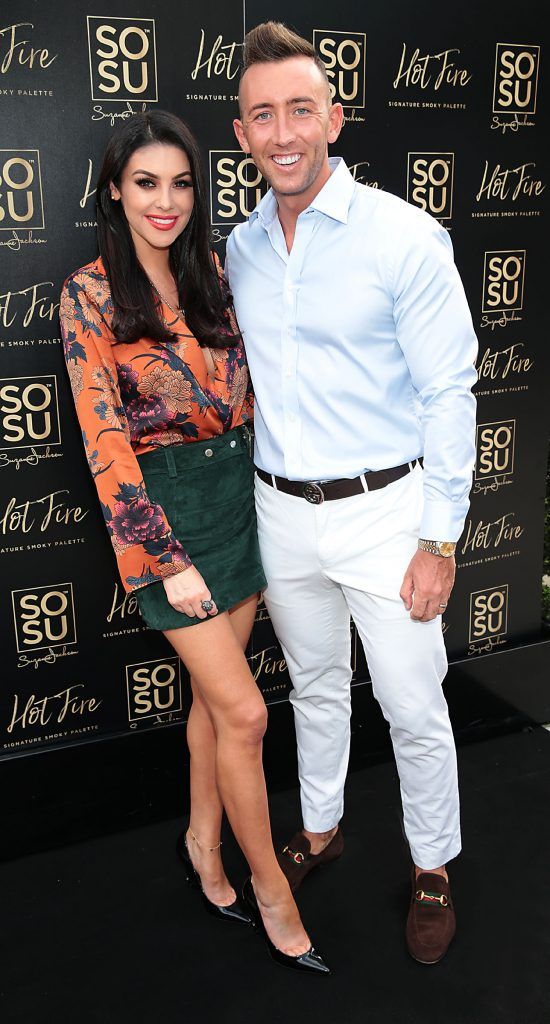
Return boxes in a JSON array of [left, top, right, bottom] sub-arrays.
[[420, 499, 469, 543]]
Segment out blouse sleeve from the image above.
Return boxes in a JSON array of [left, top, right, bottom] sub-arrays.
[[59, 268, 192, 593]]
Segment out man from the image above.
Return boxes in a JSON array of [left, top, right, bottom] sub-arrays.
[[226, 21, 477, 965]]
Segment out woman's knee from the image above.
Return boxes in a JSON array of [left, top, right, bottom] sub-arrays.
[[187, 693, 216, 740], [189, 682, 212, 721], [224, 696, 268, 745]]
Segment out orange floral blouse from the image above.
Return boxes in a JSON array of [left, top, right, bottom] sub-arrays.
[[59, 256, 252, 593]]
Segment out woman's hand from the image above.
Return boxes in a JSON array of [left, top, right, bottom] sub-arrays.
[[163, 566, 218, 619]]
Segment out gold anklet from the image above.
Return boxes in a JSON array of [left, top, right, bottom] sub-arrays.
[[189, 827, 222, 852]]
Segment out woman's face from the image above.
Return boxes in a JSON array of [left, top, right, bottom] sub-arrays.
[[111, 142, 194, 257]]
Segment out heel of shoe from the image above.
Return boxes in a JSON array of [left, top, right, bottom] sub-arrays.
[[176, 831, 253, 925], [242, 877, 260, 926], [176, 833, 199, 887], [242, 877, 331, 975]]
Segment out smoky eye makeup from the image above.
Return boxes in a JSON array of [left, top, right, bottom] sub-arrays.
[[133, 174, 193, 188]]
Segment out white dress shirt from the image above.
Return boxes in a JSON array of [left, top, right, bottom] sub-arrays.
[[225, 157, 478, 541]]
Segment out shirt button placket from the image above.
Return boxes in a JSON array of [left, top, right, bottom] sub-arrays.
[[281, 270, 300, 477], [283, 210, 317, 478]]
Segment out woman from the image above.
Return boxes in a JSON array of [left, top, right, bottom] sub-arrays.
[[59, 111, 329, 975]]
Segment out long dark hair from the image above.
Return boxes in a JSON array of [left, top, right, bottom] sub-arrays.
[[96, 110, 238, 349]]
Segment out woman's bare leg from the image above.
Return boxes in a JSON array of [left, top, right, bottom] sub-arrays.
[[164, 608, 310, 956], [185, 595, 258, 906], [185, 680, 229, 902]]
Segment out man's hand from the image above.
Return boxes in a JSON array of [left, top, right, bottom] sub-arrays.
[[400, 549, 455, 622]]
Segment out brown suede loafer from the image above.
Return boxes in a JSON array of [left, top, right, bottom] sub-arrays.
[[406, 869, 456, 964], [277, 829, 344, 894]]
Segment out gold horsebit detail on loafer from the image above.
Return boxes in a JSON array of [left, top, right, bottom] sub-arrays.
[[282, 845, 306, 864], [415, 889, 449, 907]]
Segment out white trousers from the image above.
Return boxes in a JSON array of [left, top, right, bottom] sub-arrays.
[[255, 464, 461, 870]]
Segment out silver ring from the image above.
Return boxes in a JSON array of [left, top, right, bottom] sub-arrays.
[[201, 599, 214, 613], [438, 603, 447, 609]]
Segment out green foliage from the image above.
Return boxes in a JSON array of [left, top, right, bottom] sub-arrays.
[[543, 584, 550, 623]]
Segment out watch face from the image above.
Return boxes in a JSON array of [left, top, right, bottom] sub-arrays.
[[439, 542, 456, 557]]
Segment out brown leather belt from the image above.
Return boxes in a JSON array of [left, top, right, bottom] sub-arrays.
[[256, 460, 419, 505]]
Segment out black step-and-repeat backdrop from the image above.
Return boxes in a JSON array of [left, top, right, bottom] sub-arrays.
[[1, 0, 547, 760]]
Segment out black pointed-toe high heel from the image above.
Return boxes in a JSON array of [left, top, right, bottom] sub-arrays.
[[242, 877, 331, 974], [176, 831, 253, 925]]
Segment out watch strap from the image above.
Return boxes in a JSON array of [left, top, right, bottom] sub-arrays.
[[418, 538, 456, 557]]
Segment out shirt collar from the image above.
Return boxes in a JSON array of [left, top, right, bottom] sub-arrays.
[[249, 157, 355, 229], [249, 186, 278, 228]]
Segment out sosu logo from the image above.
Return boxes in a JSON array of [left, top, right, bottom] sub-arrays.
[[493, 44, 540, 114], [314, 31, 366, 107], [12, 584, 76, 652], [210, 152, 265, 225], [0, 377, 60, 450], [470, 586, 508, 641], [127, 658, 182, 721], [0, 151, 43, 230], [483, 251, 525, 313], [408, 154, 454, 219], [476, 421, 515, 479], [87, 17, 157, 101]]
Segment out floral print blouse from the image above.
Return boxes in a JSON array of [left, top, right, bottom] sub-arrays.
[[60, 256, 252, 593]]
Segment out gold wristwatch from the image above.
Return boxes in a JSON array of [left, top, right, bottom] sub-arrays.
[[418, 539, 456, 558]]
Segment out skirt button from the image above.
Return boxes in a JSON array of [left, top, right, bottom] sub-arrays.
[[205, 448, 214, 458]]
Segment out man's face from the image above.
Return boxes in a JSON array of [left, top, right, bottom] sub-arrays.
[[234, 56, 343, 201]]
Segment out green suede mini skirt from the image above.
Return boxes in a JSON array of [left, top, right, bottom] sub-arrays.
[[135, 425, 266, 630]]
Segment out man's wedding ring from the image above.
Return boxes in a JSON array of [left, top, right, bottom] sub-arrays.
[[201, 599, 214, 613], [438, 603, 447, 609]]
